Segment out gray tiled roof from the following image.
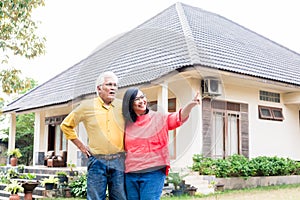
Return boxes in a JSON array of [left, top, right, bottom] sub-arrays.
[[3, 2, 300, 113]]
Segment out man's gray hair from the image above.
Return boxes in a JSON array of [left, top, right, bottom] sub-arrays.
[[95, 71, 119, 92]]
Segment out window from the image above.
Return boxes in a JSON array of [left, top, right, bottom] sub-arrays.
[[211, 105, 241, 158], [202, 99, 249, 158], [258, 106, 284, 121], [259, 91, 280, 103], [45, 115, 66, 125]]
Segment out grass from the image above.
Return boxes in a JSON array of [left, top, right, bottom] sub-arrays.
[[44, 183, 300, 200]]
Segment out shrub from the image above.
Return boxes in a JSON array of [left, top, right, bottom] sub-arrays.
[[192, 154, 216, 175], [69, 172, 87, 198], [192, 154, 300, 178], [226, 154, 254, 178]]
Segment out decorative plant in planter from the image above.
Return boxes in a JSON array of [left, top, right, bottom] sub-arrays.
[[4, 180, 24, 200], [6, 148, 22, 166], [7, 168, 19, 179], [17, 164, 25, 173], [56, 171, 69, 185], [40, 175, 59, 190], [67, 161, 77, 176], [0, 171, 10, 184], [186, 185, 198, 196], [167, 171, 188, 196], [21, 181, 39, 200], [18, 172, 36, 180], [18, 173, 39, 200]]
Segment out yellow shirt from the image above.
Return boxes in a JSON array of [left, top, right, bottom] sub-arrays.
[[60, 97, 125, 154]]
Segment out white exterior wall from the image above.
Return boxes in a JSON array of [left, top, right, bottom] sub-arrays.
[[65, 114, 88, 166], [168, 78, 202, 168], [223, 83, 300, 160]]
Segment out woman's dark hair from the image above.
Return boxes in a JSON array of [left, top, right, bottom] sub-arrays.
[[122, 87, 148, 123]]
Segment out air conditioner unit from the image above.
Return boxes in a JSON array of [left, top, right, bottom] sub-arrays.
[[202, 78, 221, 96]]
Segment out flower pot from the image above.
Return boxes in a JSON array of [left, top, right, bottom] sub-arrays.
[[10, 157, 18, 166], [64, 188, 72, 198], [171, 189, 184, 196], [186, 186, 197, 196], [69, 170, 78, 176], [9, 194, 20, 200], [58, 175, 68, 185], [215, 183, 225, 192], [45, 183, 55, 190], [22, 181, 39, 200]]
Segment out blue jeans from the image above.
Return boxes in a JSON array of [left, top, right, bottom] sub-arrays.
[[125, 168, 166, 200], [87, 155, 126, 200]]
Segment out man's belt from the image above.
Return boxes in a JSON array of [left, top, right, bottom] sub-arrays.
[[93, 152, 125, 160]]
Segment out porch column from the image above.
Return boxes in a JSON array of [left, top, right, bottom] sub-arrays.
[[7, 113, 16, 164], [33, 111, 45, 166], [8, 113, 16, 150], [157, 82, 168, 113]]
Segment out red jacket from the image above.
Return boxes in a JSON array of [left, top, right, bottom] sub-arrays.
[[125, 110, 186, 175]]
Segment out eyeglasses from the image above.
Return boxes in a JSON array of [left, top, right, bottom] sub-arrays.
[[103, 83, 117, 87], [134, 95, 146, 101]]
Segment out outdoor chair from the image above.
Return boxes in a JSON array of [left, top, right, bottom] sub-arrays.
[[47, 150, 67, 167], [44, 151, 55, 166]]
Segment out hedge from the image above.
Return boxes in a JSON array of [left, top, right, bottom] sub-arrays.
[[192, 154, 300, 178]]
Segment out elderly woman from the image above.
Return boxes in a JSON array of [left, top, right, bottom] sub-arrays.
[[122, 87, 200, 200]]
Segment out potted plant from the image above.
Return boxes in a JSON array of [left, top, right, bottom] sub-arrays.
[[67, 161, 77, 176], [7, 168, 19, 179], [18, 172, 36, 181], [56, 171, 68, 185], [6, 148, 22, 166], [21, 180, 39, 200], [40, 175, 59, 190], [4, 180, 24, 200], [167, 171, 188, 196], [186, 185, 198, 196], [17, 164, 25, 173]]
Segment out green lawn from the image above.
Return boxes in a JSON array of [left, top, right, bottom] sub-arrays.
[[44, 183, 300, 200]]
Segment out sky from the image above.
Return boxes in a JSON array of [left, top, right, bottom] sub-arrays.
[[8, 0, 300, 85]]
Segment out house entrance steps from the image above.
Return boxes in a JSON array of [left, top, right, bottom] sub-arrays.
[[162, 167, 216, 196]]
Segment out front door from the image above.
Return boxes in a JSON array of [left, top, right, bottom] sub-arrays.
[[46, 115, 67, 153]]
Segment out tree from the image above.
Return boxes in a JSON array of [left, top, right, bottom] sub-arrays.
[[0, 68, 33, 94], [1, 79, 38, 165], [0, 0, 44, 165], [0, 0, 46, 62], [15, 112, 35, 165], [1, 113, 35, 165], [0, 0, 45, 96]]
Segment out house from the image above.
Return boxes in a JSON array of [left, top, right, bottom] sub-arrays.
[[3, 2, 300, 168]]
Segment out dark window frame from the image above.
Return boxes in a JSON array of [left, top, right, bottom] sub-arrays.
[[258, 106, 284, 121]]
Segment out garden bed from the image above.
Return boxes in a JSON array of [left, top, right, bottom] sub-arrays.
[[217, 175, 300, 190]]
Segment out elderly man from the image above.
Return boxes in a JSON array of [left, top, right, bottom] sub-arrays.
[[60, 71, 126, 200]]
